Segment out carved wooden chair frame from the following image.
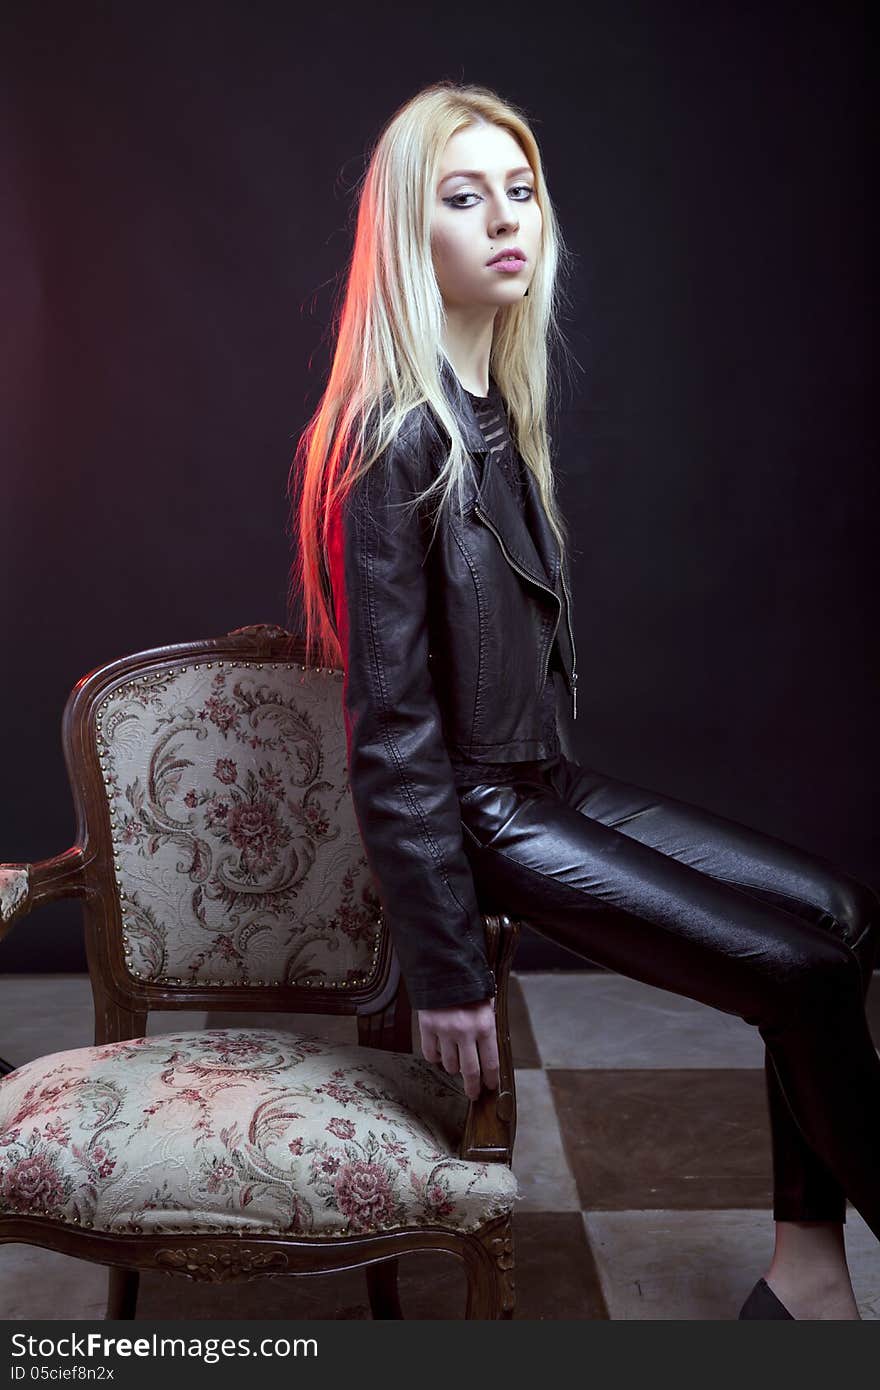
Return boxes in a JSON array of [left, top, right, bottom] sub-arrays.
[[0, 625, 521, 1319]]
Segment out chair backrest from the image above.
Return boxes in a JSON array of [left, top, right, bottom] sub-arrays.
[[67, 624, 397, 1021]]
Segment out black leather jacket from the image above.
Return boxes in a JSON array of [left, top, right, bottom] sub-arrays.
[[324, 358, 578, 1011]]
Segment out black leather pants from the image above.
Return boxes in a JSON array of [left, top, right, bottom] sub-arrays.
[[457, 754, 880, 1239]]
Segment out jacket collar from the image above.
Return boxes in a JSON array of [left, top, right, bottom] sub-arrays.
[[438, 355, 492, 452], [438, 355, 561, 597]]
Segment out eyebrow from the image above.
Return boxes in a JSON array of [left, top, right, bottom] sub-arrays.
[[438, 165, 533, 186]]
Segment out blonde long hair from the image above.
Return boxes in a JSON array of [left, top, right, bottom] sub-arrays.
[[286, 79, 578, 670]]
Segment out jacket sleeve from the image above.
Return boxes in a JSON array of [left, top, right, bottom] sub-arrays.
[[325, 428, 497, 1012]]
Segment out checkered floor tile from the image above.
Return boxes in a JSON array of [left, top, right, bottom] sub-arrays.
[[0, 972, 877, 1319]]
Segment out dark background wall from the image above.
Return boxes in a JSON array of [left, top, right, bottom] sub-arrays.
[[0, 1, 873, 973]]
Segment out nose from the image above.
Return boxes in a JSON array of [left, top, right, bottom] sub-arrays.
[[489, 210, 519, 237]]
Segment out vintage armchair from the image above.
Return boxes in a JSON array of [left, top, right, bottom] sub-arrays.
[[0, 624, 522, 1319]]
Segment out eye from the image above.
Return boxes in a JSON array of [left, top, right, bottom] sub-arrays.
[[443, 184, 535, 208]]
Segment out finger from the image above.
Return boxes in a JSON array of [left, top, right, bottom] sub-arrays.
[[419, 1023, 440, 1064], [457, 1038, 483, 1101], [439, 1036, 460, 1076]]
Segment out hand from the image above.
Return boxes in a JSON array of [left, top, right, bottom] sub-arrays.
[[417, 996, 499, 1101]]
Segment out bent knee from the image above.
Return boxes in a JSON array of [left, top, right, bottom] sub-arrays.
[[824, 877, 880, 983], [782, 937, 864, 1015], [822, 874, 879, 953]]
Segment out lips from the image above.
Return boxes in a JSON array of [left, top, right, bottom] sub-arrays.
[[486, 248, 527, 265]]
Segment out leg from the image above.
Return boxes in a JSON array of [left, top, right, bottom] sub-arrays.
[[458, 760, 880, 1244], [540, 756, 880, 1315], [546, 757, 880, 1227]]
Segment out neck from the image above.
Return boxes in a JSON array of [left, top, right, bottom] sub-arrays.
[[440, 314, 496, 397]]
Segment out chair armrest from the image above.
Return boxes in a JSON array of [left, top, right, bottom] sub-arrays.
[[0, 848, 88, 942], [457, 911, 521, 1165]]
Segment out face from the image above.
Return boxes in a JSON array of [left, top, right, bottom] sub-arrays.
[[431, 122, 541, 309]]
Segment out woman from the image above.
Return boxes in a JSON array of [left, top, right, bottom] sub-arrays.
[[288, 80, 880, 1319]]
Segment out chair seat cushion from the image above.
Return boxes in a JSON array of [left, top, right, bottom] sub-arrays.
[[0, 1028, 518, 1237]]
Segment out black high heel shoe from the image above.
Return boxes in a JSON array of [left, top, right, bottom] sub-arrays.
[[738, 1276, 795, 1319]]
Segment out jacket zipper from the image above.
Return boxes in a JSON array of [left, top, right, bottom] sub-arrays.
[[475, 502, 578, 721], [559, 559, 578, 720]]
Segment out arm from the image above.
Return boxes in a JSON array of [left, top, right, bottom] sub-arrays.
[[326, 427, 497, 1013]]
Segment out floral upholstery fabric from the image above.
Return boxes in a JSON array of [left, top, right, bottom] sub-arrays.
[[95, 661, 385, 989], [0, 1028, 519, 1236]]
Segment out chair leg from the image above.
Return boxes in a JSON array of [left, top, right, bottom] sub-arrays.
[[106, 1267, 140, 1319], [365, 1257, 403, 1318], [465, 1213, 516, 1319]]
